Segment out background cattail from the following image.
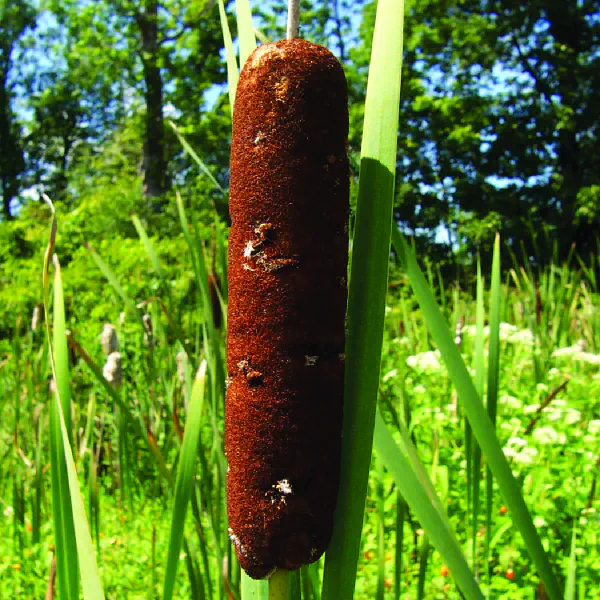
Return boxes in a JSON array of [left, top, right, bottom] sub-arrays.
[[142, 313, 153, 346], [100, 323, 118, 356], [176, 350, 187, 385], [31, 303, 43, 331], [103, 352, 123, 390], [225, 39, 349, 579]]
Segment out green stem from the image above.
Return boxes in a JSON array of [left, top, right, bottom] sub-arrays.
[[269, 569, 291, 600]]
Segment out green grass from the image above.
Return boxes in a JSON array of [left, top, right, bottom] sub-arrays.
[[1, 1, 599, 599]]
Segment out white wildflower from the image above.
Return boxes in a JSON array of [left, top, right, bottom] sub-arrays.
[[499, 322, 518, 341], [507, 436, 528, 448], [406, 350, 442, 373], [508, 328, 535, 346], [533, 516, 547, 528], [552, 345, 580, 359], [514, 447, 539, 465], [543, 407, 562, 422], [413, 384, 426, 395], [588, 420, 600, 435], [382, 369, 398, 383], [532, 426, 559, 445], [500, 395, 522, 409], [524, 403, 540, 415], [573, 352, 600, 365], [565, 408, 581, 425]]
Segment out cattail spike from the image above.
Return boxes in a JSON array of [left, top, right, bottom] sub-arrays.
[[226, 39, 349, 579]]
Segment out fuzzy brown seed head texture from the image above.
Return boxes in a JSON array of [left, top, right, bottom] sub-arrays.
[[225, 39, 349, 579]]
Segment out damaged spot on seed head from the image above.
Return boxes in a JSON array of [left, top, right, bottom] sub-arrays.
[[275, 479, 293, 495], [228, 528, 247, 556], [257, 256, 299, 272], [305, 355, 319, 366], [246, 369, 263, 387], [268, 479, 293, 505]]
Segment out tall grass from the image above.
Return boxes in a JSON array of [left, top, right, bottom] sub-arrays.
[[3, 1, 599, 599]]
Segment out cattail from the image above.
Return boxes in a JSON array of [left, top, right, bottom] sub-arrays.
[[31, 304, 43, 331], [176, 350, 187, 384], [142, 313, 153, 346], [103, 352, 123, 390], [225, 39, 349, 579], [101, 323, 118, 356]]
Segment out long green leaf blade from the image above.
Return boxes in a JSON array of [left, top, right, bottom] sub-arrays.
[[373, 411, 484, 599], [391, 225, 563, 600], [217, 0, 239, 111], [163, 361, 208, 600], [321, 0, 404, 597], [235, 0, 256, 69]]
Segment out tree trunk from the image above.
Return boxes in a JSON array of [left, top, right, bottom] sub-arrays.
[[136, 0, 167, 203], [547, 2, 584, 257], [0, 73, 21, 220]]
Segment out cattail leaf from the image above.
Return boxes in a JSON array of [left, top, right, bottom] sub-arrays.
[[131, 214, 171, 297], [485, 233, 502, 579], [85, 242, 139, 316], [241, 572, 268, 599], [235, 0, 256, 69], [391, 225, 563, 600], [168, 121, 225, 194], [163, 360, 207, 600], [321, 0, 404, 597], [373, 410, 484, 599], [43, 223, 104, 599], [564, 526, 577, 600], [67, 334, 171, 482], [216, 0, 239, 112]]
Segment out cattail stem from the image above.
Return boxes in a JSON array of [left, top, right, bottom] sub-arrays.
[[268, 569, 291, 600], [286, 0, 300, 39]]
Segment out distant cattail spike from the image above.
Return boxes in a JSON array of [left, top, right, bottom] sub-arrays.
[[176, 350, 187, 384], [101, 324, 118, 356], [103, 352, 123, 390], [225, 39, 349, 579], [31, 304, 43, 331]]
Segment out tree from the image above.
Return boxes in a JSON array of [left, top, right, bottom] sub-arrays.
[[47, 0, 225, 205], [353, 0, 600, 266], [0, 0, 36, 219]]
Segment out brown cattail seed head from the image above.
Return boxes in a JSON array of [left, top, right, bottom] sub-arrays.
[[101, 323, 118, 356], [103, 352, 123, 390], [225, 39, 349, 579]]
